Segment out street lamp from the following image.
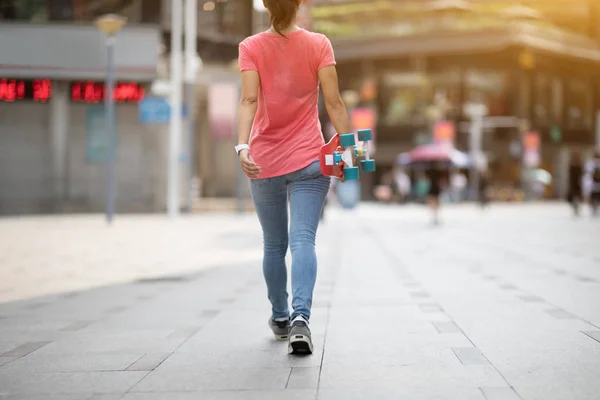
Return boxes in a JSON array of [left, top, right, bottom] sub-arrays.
[[96, 13, 127, 224]]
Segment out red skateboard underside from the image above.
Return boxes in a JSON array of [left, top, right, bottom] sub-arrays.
[[320, 134, 345, 180]]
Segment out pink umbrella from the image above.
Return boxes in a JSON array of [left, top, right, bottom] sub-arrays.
[[409, 144, 470, 166]]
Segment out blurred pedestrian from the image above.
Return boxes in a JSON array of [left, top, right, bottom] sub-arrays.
[[567, 150, 583, 216], [236, 0, 352, 355], [426, 161, 445, 225], [586, 150, 600, 216], [479, 170, 490, 209], [394, 167, 411, 203]]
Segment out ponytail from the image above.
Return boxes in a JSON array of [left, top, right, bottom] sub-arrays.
[[264, 0, 300, 37]]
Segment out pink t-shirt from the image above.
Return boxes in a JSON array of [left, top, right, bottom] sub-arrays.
[[238, 29, 336, 179]]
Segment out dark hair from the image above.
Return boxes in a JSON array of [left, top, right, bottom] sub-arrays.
[[264, 0, 299, 37]]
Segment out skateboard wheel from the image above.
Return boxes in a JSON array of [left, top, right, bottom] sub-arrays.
[[333, 152, 342, 165], [343, 166, 359, 181], [358, 129, 372, 141], [360, 159, 376, 173], [339, 134, 356, 147]]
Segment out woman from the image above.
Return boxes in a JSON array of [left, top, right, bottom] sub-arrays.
[[236, 0, 352, 355]]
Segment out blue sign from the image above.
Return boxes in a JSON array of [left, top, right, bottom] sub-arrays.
[[139, 97, 171, 124], [86, 105, 117, 164], [139, 97, 188, 124]]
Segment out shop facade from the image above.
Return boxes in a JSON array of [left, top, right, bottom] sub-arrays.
[[0, 22, 161, 214], [328, 24, 600, 199]]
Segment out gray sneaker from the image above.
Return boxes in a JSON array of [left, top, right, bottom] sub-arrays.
[[269, 318, 290, 341], [288, 316, 313, 355]]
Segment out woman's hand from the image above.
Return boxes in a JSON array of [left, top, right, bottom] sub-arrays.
[[239, 149, 261, 178], [332, 160, 346, 182]]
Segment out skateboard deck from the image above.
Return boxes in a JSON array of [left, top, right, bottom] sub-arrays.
[[319, 134, 345, 180], [320, 131, 376, 181]]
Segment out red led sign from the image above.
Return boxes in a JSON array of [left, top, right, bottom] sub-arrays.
[[1, 80, 145, 104], [0, 79, 52, 102], [71, 82, 145, 104]]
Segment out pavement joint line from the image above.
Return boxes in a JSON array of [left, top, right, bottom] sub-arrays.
[[581, 331, 600, 344], [124, 353, 147, 371], [479, 386, 524, 400], [284, 367, 294, 389]]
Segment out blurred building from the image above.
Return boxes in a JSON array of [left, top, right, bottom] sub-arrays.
[[0, 0, 255, 214], [313, 0, 600, 199]]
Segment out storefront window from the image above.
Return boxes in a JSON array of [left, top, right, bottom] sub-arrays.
[[465, 69, 511, 117], [197, 0, 250, 38], [380, 69, 461, 125], [566, 78, 593, 129], [381, 72, 429, 125], [0, 0, 143, 23], [533, 74, 551, 126]]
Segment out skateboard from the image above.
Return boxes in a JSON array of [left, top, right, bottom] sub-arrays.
[[319, 129, 376, 181]]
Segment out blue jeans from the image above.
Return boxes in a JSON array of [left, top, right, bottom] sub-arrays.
[[250, 160, 330, 321]]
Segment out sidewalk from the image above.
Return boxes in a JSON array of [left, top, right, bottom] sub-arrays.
[[0, 204, 599, 399]]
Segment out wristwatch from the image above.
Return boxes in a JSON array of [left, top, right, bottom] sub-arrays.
[[235, 144, 249, 155]]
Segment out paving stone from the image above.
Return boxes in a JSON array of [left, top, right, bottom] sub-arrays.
[[59, 322, 92, 332], [0, 357, 17, 367], [87, 395, 126, 400], [0, 353, 144, 373], [419, 304, 443, 313], [410, 291, 431, 299], [166, 326, 201, 340], [576, 276, 596, 283], [0, 395, 91, 400], [199, 310, 221, 319], [480, 387, 521, 400], [0, 370, 146, 394], [452, 348, 489, 365], [517, 295, 544, 303], [546, 309, 578, 320], [286, 367, 320, 389], [122, 390, 317, 400], [0, 342, 51, 357], [30, 335, 184, 355], [582, 331, 600, 344], [105, 306, 128, 314], [551, 268, 567, 275], [432, 322, 461, 333], [317, 387, 485, 400], [157, 346, 322, 369], [131, 367, 292, 392], [318, 365, 505, 389]]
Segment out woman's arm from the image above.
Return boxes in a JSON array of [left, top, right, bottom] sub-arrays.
[[237, 70, 261, 178], [318, 65, 352, 135]]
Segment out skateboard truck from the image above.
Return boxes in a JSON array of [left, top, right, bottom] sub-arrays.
[[320, 129, 376, 181]]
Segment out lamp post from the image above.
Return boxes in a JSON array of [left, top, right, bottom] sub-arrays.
[[184, 0, 201, 214], [168, 0, 183, 219], [96, 14, 127, 224]]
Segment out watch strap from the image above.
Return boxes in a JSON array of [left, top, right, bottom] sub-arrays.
[[235, 144, 250, 154]]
